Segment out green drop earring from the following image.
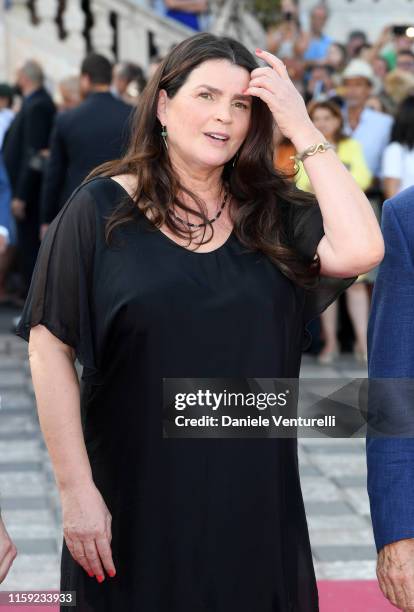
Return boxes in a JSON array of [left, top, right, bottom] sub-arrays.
[[161, 125, 168, 150]]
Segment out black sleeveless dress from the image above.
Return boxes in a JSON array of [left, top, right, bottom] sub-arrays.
[[16, 176, 354, 611]]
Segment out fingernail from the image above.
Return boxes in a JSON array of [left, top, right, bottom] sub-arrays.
[[96, 575, 105, 583], [256, 48, 262, 53], [87, 570, 94, 577], [108, 569, 116, 577]]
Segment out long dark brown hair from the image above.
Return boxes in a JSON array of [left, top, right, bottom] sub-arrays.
[[86, 33, 320, 288]]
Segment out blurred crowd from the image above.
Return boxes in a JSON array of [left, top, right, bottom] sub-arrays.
[[1, 0, 414, 365], [267, 1, 414, 364]]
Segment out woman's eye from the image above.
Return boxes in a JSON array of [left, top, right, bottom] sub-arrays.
[[234, 102, 249, 110], [199, 92, 213, 100]]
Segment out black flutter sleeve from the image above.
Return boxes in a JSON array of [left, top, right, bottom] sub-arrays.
[[288, 200, 357, 346], [15, 183, 99, 379]]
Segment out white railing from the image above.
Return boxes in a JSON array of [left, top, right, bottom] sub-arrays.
[[1, 0, 194, 86], [1, 0, 267, 88]]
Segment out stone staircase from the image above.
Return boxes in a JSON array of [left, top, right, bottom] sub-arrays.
[[0, 0, 268, 92], [0, 0, 194, 89]]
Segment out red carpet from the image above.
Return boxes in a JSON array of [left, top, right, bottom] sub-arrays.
[[318, 580, 395, 611]]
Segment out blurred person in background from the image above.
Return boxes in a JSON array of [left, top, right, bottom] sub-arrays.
[[346, 30, 368, 60], [303, 64, 337, 103], [122, 75, 148, 105], [58, 75, 81, 111], [325, 42, 347, 73], [369, 25, 414, 70], [342, 59, 393, 179], [382, 27, 414, 70], [266, 0, 301, 59], [112, 62, 147, 104], [365, 57, 396, 116], [341, 58, 392, 312], [147, 55, 164, 80], [296, 2, 332, 67], [2, 60, 56, 298], [0, 514, 17, 583], [396, 49, 414, 74], [382, 95, 414, 199], [0, 84, 18, 305], [371, 55, 390, 81], [273, 122, 296, 176], [354, 43, 374, 63], [0, 84, 15, 144], [0, 84, 15, 257], [40, 53, 132, 237], [163, 0, 209, 31], [383, 67, 414, 111], [365, 95, 388, 113], [296, 100, 372, 363]]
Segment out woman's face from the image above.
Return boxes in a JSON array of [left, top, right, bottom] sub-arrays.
[[311, 107, 341, 141], [157, 59, 252, 172], [326, 44, 344, 68], [281, 0, 298, 14]]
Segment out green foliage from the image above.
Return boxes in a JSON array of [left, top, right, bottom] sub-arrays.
[[249, 0, 282, 29]]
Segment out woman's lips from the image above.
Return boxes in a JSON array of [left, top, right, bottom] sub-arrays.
[[204, 133, 230, 145]]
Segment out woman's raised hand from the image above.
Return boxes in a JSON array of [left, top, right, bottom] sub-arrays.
[[60, 482, 116, 582], [0, 516, 17, 583], [245, 49, 318, 148]]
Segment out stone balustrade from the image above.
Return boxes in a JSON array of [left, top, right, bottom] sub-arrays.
[[1, 0, 194, 86]]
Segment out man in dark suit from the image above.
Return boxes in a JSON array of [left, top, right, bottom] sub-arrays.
[[2, 61, 56, 293], [367, 187, 414, 610], [40, 53, 132, 234]]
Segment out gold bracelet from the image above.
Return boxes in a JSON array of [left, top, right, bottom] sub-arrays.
[[290, 141, 335, 170]]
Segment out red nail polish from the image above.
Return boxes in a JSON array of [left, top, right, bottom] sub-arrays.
[[96, 575, 105, 583], [256, 48, 262, 53], [87, 570, 94, 577], [108, 569, 116, 577]]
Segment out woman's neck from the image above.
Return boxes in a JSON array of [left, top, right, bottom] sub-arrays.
[[170, 157, 225, 210]]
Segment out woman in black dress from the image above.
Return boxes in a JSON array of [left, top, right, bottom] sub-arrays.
[[16, 34, 384, 611]]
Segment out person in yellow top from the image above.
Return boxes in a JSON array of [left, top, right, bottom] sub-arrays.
[[295, 100, 372, 192], [295, 100, 373, 364]]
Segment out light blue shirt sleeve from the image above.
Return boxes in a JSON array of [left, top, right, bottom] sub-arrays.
[[343, 107, 393, 178]]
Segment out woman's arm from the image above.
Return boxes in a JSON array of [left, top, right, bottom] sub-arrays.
[[28, 325, 116, 582], [246, 49, 384, 278], [295, 126, 384, 277], [365, 26, 392, 66], [28, 325, 91, 490]]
